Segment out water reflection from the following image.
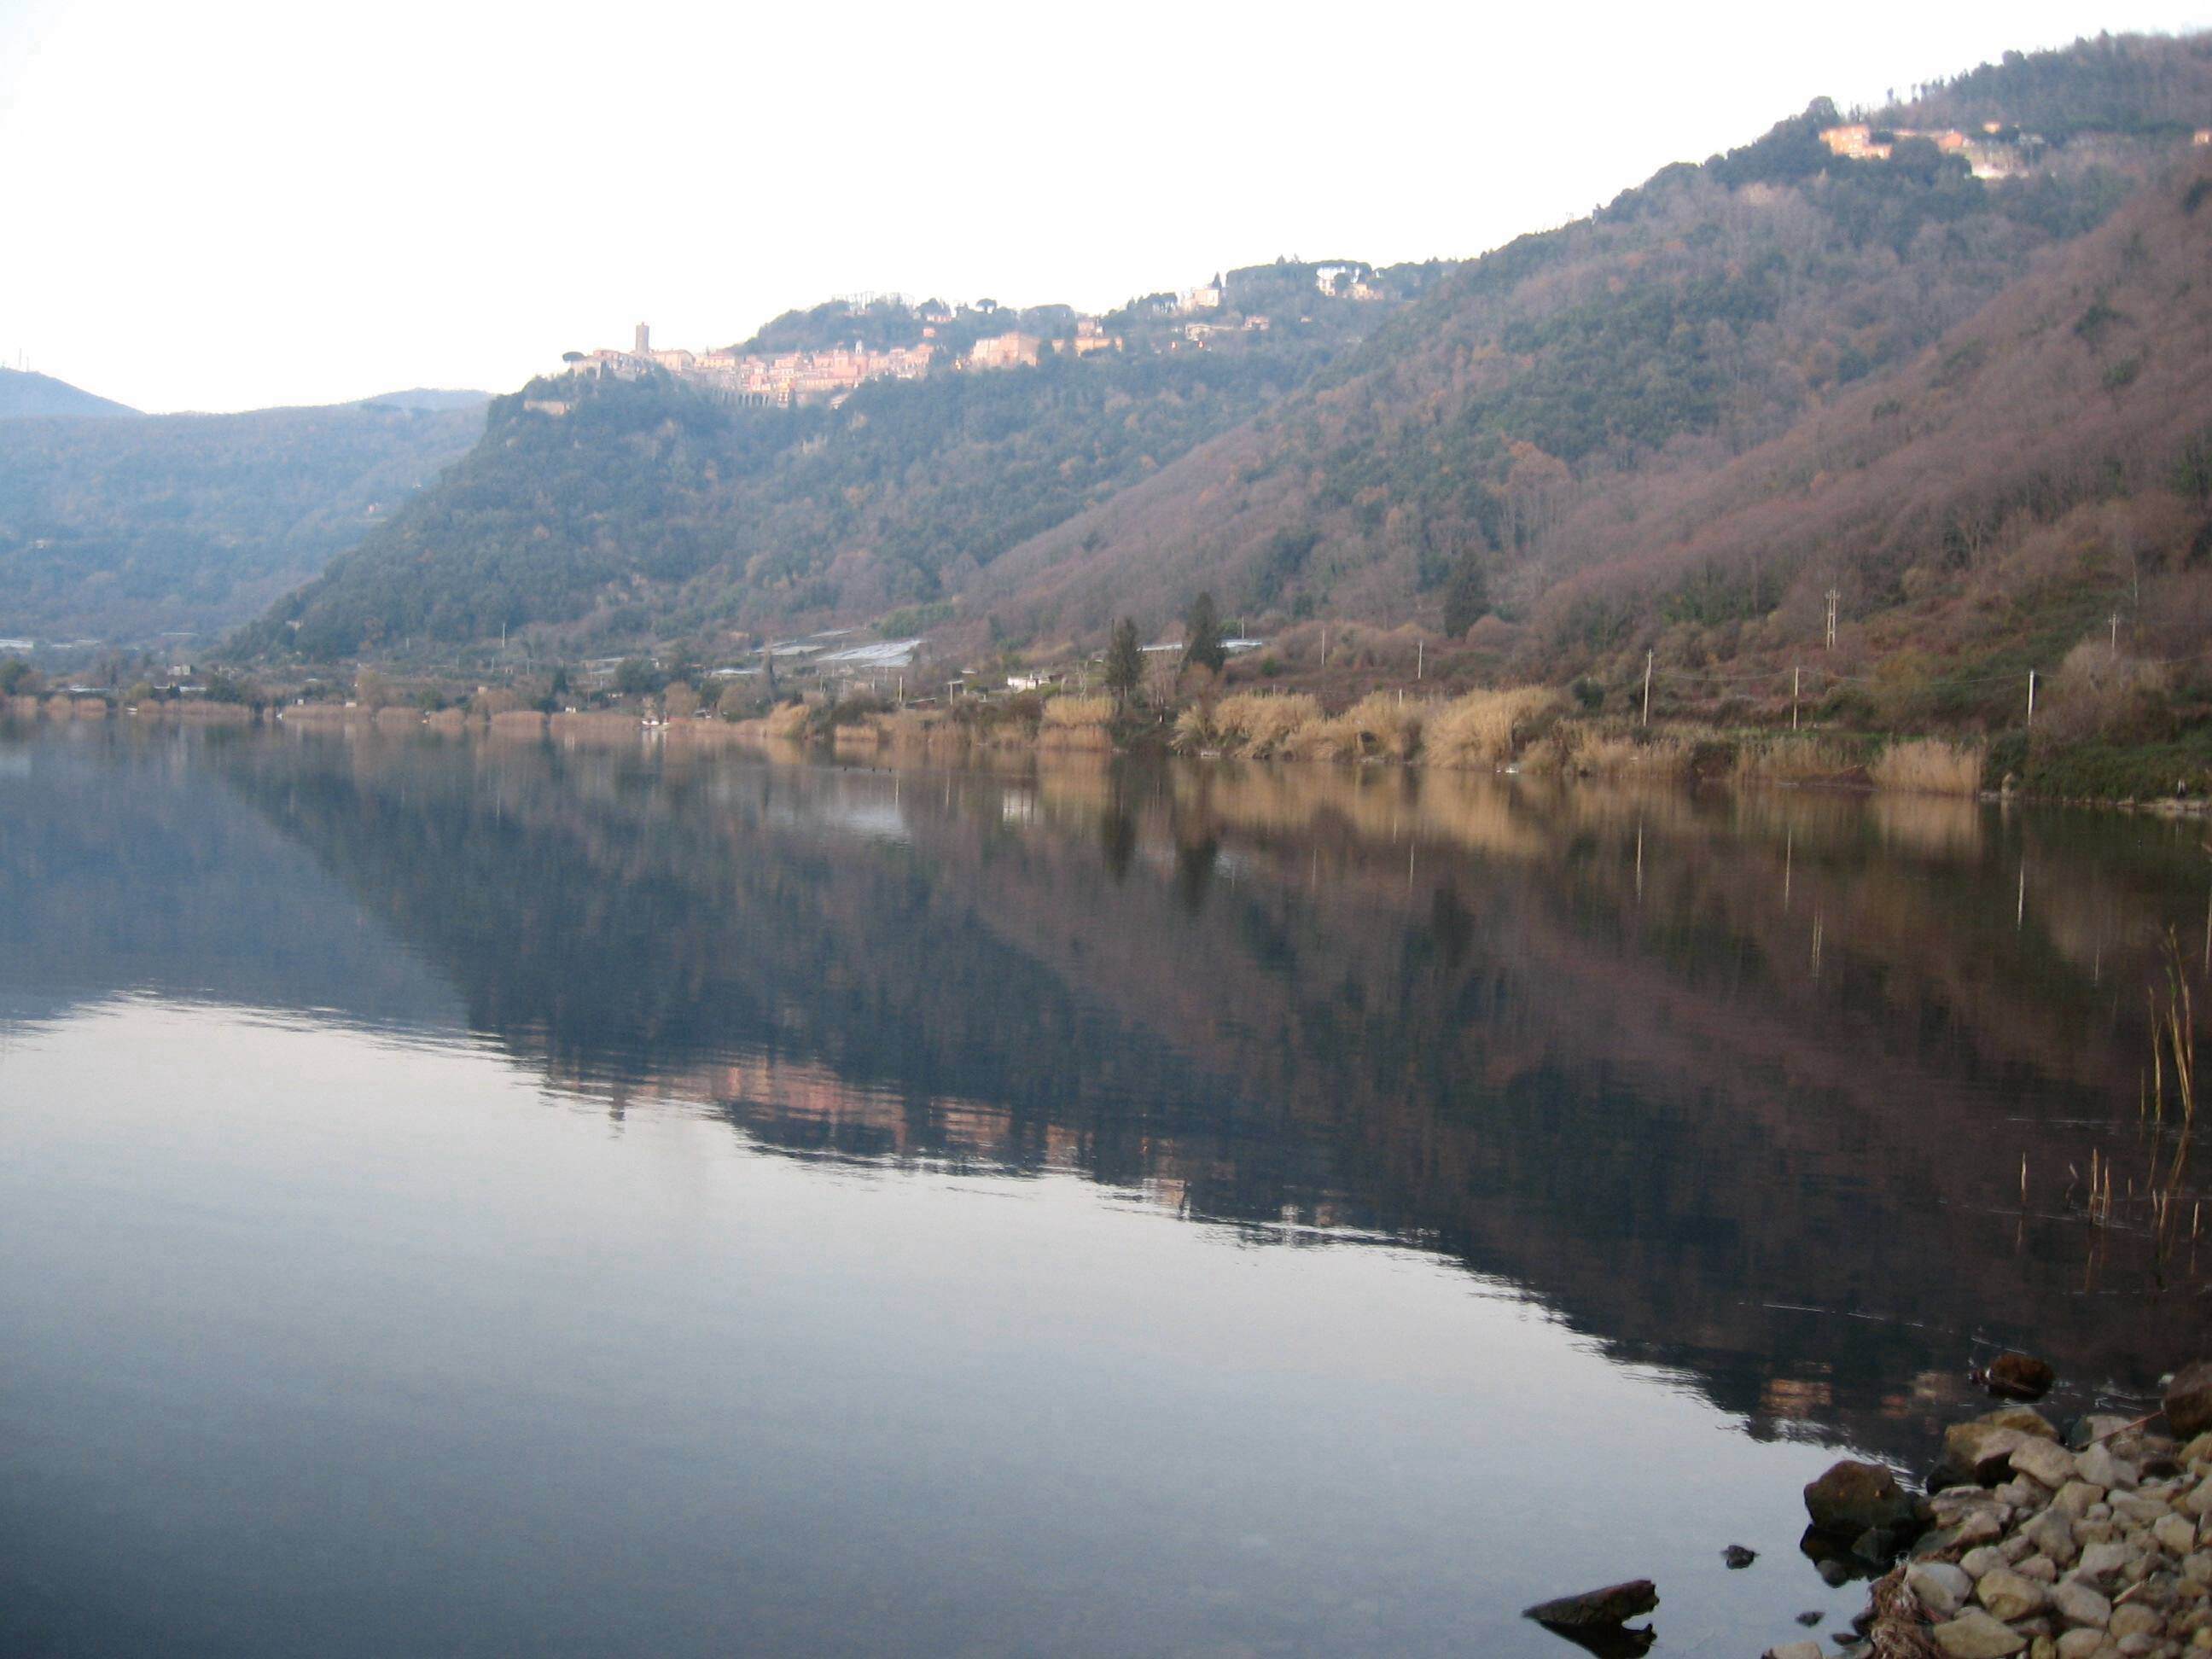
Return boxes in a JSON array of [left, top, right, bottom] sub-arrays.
[[5, 720, 2212, 1652]]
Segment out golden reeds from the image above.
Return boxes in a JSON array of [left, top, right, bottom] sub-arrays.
[[1171, 705, 1213, 754], [764, 701, 812, 739], [1423, 687, 1563, 769], [1039, 695, 1114, 750], [1733, 736, 1858, 783], [1870, 737, 1984, 796], [1213, 692, 1324, 759], [1551, 730, 1692, 780]]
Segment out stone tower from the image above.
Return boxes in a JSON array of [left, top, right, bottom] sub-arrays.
[[634, 322, 650, 356]]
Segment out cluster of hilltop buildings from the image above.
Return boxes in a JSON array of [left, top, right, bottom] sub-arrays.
[[1818, 119, 2033, 178], [547, 260, 1390, 409], [557, 315, 1128, 409], [1819, 116, 2212, 180], [560, 325, 939, 406]]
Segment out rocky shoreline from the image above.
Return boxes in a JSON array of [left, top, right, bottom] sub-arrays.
[[1766, 1359, 2212, 1659]]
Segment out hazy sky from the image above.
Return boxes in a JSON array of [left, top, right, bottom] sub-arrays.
[[3, 0, 2207, 414]]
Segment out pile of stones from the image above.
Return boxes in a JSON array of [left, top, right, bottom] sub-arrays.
[[1770, 1360, 2212, 1659]]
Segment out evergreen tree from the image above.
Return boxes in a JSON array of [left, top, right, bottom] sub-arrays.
[[1104, 618, 1144, 709], [1444, 553, 1490, 638], [1182, 591, 1226, 674]]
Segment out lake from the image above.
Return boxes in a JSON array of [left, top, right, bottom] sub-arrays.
[[4, 719, 2209, 1656]]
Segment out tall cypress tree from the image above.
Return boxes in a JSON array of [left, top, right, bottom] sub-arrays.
[[1182, 591, 1226, 674], [1104, 618, 1144, 709]]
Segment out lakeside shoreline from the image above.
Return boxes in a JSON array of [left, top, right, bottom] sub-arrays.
[[1751, 1361, 2212, 1659], [11, 692, 2209, 816]]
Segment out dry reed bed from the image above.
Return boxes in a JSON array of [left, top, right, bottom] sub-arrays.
[[1870, 737, 1985, 796], [1423, 687, 1563, 768], [131, 701, 253, 724], [277, 704, 370, 725], [1733, 735, 1861, 784], [1039, 696, 1113, 751]]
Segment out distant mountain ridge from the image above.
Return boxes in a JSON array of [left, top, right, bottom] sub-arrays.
[[0, 395, 487, 644], [350, 389, 492, 413], [0, 367, 138, 421]]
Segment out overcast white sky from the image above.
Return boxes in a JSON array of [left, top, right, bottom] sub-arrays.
[[3, 0, 2207, 413]]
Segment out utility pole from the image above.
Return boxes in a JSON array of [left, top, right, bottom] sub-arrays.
[[2026, 669, 2037, 730], [1416, 639, 1423, 680], [1825, 588, 1839, 650], [1792, 664, 1801, 731], [2111, 611, 2120, 655], [1641, 650, 1653, 728]]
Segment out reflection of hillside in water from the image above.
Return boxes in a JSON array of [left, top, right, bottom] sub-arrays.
[[202, 731, 2212, 1464], [0, 724, 461, 1033]]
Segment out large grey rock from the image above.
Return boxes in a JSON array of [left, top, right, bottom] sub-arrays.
[[2076, 1540, 2131, 1580], [1931, 1609, 2029, 1656], [2108, 1601, 2164, 1639], [1805, 1459, 1919, 1534], [2022, 1511, 2078, 1567], [1522, 1579, 1659, 1627], [2112, 1492, 2170, 1525], [1962, 1545, 2009, 1579], [1908, 1560, 1975, 1616], [2048, 1576, 2112, 1628], [1994, 1479, 2046, 1511], [2076, 1443, 2138, 1491], [1976, 1565, 2048, 1621], [2166, 1361, 2212, 1439], [2052, 1480, 2106, 1520], [2011, 1439, 2081, 1490]]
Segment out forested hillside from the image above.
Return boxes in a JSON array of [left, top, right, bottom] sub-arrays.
[[230, 31, 2212, 714], [237, 282, 1408, 657], [0, 396, 486, 643], [974, 34, 2212, 713]]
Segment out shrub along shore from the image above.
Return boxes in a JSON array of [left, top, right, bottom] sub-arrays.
[[13, 681, 2203, 808], [748, 685, 2010, 800]]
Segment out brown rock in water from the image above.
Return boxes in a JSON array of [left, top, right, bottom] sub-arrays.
[[2166, 1360, 2212, 1439], [1986, 1353, 2054, 1400], [1522, 1579, 1660, 1627], [1807, 1459, 1920, 1534]]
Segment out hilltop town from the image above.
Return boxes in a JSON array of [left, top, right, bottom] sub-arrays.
[[1819, 115, 2211, 175], [549, 265, 1396, 409]]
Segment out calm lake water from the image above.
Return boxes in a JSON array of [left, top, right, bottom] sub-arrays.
[[5, 719, 2211, 1656]]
